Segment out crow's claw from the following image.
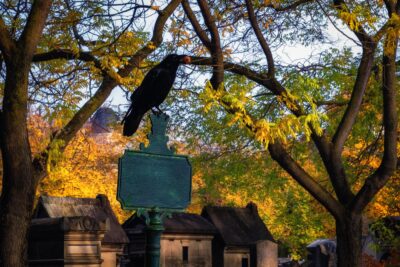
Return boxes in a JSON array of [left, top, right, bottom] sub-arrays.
[[151, 107, 164, 116]]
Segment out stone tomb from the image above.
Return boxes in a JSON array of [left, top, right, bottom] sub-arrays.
[[28, 216, 107, 267], [202, 202, 278, 267], [123, 202, 278, 267], [30, 195, 129, 267], [123, 212, 217, 267]]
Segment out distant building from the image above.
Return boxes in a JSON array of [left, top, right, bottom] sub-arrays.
[[202, 202, 278, 267], [91, 107, 119, 134], [306, 239, 336, 267], [123, 202, 278, 267], [31, 195, 129, 267]]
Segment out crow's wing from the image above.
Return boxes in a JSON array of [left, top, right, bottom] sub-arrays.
[[131, 67, 175, 105]]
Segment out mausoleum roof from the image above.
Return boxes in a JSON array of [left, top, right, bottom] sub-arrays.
[[34, 194, 129, 244], [201, 202, 275, 246], [123, 212, 217, 235]]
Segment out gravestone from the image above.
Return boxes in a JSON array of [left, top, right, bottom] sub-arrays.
[[306, 239, 336, 267]]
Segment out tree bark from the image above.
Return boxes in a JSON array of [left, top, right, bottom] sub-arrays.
[[335, 211, 363, 267], [0, 58, 37, 267], [0, 1, 51, 265]]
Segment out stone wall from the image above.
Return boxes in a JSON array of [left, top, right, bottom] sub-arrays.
[[256, 240, 278, 267], [29, 216, 107, 267], [101, 244, 125, 267], [160, 234, 213, 267], [223, 247, 250, 267]]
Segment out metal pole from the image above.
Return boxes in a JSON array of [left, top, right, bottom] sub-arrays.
[[145, 209, 164, 267]]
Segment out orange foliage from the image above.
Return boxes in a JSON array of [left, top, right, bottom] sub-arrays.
[[40, 126, 133, 221], [26, 113, 151, 222]]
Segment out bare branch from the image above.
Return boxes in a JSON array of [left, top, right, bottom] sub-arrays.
[[195, 0, 224, 89], [190, 56, 273, 89], [118, 0, 183, 77], [182, 0, 212, 48], [32, 49, 103, 71], [245, 0, 275, 76], [316, 0, 360, 46], [269, 0, 314, 11], [332, 45, 376, 152]]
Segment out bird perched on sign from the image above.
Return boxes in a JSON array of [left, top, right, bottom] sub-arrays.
[[122, 54, 191, 136]]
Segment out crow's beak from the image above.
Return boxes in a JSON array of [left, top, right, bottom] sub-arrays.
[[182, 56, 191, 64]]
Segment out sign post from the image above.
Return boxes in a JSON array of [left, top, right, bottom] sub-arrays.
[[117, 113, 192, 267], [145, 208, 164, 267]]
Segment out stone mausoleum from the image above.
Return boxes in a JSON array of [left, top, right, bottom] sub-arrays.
[[201, 202, 278, 267], [29, 195, 129, 267], [123, 202, 278, 267], [27, 196, 277, 267], [123, 212, 217, 267]]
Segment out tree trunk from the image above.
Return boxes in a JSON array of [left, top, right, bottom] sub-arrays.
[[0, 178, 36, 267], [335, 211, 363, 267], [0, 59, 36, 267]]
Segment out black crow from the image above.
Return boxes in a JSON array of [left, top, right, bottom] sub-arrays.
[[122, 54, 191, 136]]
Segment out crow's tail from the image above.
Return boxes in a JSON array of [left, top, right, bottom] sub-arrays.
[[122, 107, 146, 136]]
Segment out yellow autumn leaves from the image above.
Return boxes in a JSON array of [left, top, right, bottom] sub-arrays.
[[337, 5, 400, 55], [200, 81, 326, 147]]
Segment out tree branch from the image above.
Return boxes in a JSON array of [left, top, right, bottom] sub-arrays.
[[181, 0, 212, 48], [350, 28, 398, 213], [383, 0, 396, 14], [373, 2, 400, 43], [190, 56, 353, 204], [18, 0, 52, 58], [332, 44, 376, 152], [245, 0, 275, 76], [316, 100, 349, 107], [332, 0, 373, 45], [326, 44, 377, 204], [0, 17, 16, 61], [269, 0, 313, 11], [189, 57, 341, 215], [118, 0, 183, 77], [268, 141, 342, 219], [33, 49, 103, 71], [195, 0, 224, 89], [0, 109, 3, 150], [190, 56, 273, 88], [32, 0, 183, 180]]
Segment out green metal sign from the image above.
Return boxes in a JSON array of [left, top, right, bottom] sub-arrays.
[[117, 113, 192, 210]]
